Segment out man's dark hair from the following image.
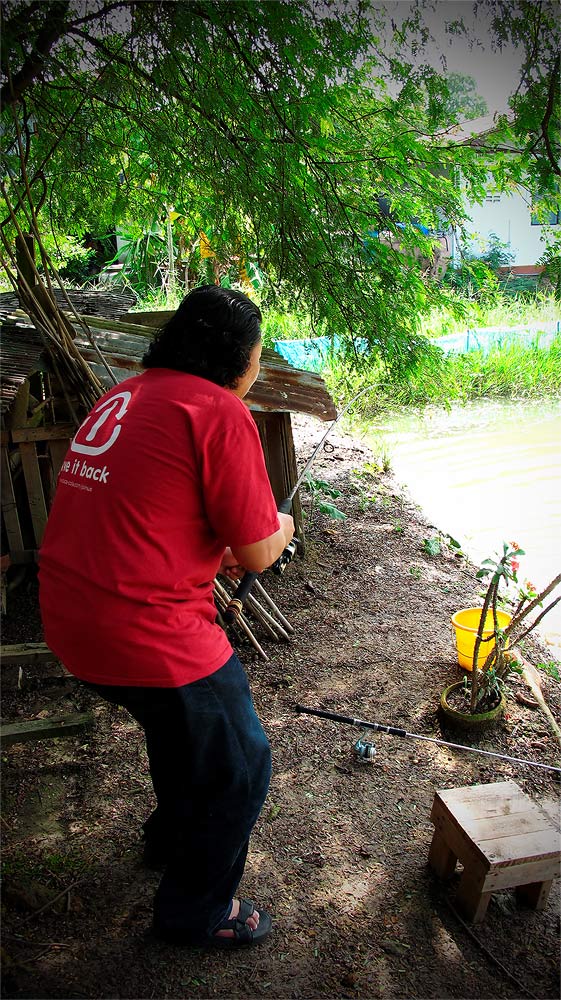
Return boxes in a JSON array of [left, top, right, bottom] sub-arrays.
[[142, 285, 262, 388]]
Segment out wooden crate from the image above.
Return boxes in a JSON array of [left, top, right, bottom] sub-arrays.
[[2, 423, 74, 559], [1, 368, 74, 564]]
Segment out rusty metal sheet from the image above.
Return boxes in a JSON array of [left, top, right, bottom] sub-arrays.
[[78, 327, 336, 420], [2, 311, 337, 422]]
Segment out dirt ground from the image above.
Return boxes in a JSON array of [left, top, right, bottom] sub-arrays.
[[2, 414, 560, 1000]]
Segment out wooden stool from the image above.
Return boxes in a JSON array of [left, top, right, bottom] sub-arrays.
[[428, 780, 561, 922]]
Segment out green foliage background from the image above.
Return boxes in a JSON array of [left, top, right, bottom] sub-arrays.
[[1, 0, 560, 374]]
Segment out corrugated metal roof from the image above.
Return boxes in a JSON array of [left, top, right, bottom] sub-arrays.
[[1, 310, 337, 422], [0, 288, 137, 317], [0, 314, 47, 415]]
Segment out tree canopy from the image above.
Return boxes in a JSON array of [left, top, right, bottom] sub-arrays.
[[1, 0, 559, 371], [440, 73, 488, 122]]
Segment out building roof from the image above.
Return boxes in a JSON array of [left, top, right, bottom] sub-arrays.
[[438, 112, 517, 150]]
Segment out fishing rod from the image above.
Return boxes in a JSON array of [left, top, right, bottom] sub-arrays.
[[295, 705, 561, 774], [223, 384, 376, 625]]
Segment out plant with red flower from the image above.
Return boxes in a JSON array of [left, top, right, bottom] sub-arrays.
[[465, 543, 561, 714]]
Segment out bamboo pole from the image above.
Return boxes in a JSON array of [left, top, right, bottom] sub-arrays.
[[0, 149, 112, 417], [253, 578, 295, 634], [244, 592, 285, 640], [213, 579, 269, 661], [217, 574, 293, 642], [245, 592, 291, 641]]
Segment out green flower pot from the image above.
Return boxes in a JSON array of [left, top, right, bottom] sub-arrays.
[[439, 680, 506, 730]]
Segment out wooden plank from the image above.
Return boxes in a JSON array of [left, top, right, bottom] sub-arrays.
[[484, 856, 561, 891], [459, 811, 554, 845], [433, 787, 560, 867], [0, 712, 94, 746], [48, 438, 71, 482], [456, 872, 492, 923], [477, 829, 560, 867], [18, 441, 48, 546], [72, 313, 156, 337], [444, 795, 536, 826], [428, 829, 457, 878], [253, 411, 304, 545], [431, 806, 560, 872], [279, 411, 304, 548], [9, 381, 30, 431], [1, 642, 59, 666], [436, 781, 526, 817], [0, 446, 24, 553], [11, 424, 75, 443], [430, 806, 491, 871]]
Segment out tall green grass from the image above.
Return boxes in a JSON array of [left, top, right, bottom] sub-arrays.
[[261, 307, 326, 345], [419, 291, 560, 339], [394, 335, 561, 405], [129, 286, 183, 312], [322, 334, 561, 412]]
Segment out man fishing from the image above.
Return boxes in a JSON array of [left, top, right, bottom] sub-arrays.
[[39, 285, 294, 948]]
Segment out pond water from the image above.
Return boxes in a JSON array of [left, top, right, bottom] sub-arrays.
[[368, 397, 561, 656]]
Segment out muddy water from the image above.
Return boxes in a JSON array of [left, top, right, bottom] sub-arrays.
[[369, 398, 561, 655]]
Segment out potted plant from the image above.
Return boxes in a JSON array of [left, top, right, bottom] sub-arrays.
[[442, 542, 561, 728]]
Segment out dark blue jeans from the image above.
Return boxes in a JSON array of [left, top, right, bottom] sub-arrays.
[[88, 653, 271, 941]]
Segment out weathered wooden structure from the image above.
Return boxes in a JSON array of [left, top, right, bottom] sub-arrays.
[[0, 299, 336, 566]]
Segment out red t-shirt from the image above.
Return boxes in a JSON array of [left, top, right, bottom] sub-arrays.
[[38, 369, 280, 687]]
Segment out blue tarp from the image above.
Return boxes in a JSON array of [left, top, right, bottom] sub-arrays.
[[273, 322, 560, 371], [273, 336, 342, 372], [433, 321, 561, 356]]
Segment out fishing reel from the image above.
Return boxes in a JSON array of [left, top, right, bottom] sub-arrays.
[[354, 735, 376, 761], [271, 537, 300, 575]]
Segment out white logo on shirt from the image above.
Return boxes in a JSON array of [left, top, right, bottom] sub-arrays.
[[71, 391, 131, 457]]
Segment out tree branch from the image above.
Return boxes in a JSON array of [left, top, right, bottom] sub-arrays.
[[1, 1, 70, 106]]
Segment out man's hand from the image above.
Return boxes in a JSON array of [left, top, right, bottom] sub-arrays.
[[220, 547, 245, 581], [278, 512, 295, 547]]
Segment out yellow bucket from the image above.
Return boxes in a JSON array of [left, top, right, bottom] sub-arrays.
[[451, 607, 512, 671]]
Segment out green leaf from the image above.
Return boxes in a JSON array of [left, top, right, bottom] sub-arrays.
[[1, 0, 553, 373], [423, 537, 441, 556], [317, 501, 347, 520]]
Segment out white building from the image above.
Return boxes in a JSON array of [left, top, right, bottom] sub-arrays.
[[445, 115, 559, 273]]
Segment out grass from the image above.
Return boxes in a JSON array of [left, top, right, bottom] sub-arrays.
[[261, 289, 561, 410], [391, 334, 561, 406], [419, 290, 560, 339], [128, 286, 183, 312], [320, 331, 561, 412], [261, 307, 326, 346]]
